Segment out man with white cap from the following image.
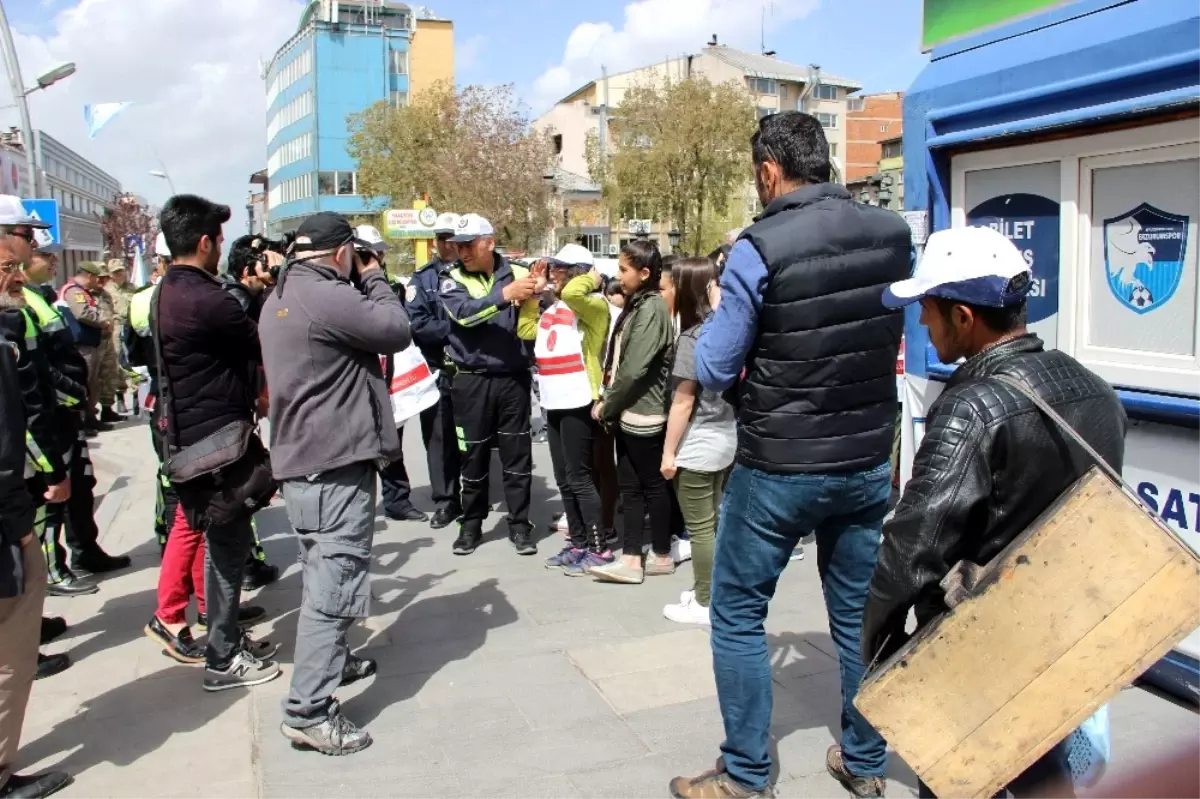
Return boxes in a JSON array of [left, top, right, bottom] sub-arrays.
[[404, 212, 462, 529], [863, 225, 1126, 798]]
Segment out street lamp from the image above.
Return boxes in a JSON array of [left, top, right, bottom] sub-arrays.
[[668, 228, 682, 253], [35, 63, 76, 90], [149, 170, 177, 195]]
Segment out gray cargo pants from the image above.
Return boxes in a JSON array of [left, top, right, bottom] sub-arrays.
[[280, 462, 376, 728]]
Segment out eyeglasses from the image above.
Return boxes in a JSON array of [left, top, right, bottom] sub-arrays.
[[0, 261, 23, 276], [9, 229, 33, 243]]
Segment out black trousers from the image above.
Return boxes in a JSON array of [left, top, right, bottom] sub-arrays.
[[452, 372, 532, 535], [61, 409, 100, 560], [616, 430, 672, 557], [546, 406, 603, 551], [420, 372, 461, 511], [379, 426, 415, 514]]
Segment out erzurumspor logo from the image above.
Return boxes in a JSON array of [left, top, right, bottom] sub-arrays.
[[1103, 203, 1189, 315]]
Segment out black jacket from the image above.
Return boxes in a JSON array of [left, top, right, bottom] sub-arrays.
[[0, 308, 67, 485], [407, 257, 453, 369], [156, 265, 260, 448], [862, 335, 1127, 664], [738, 184, 912, 473], [221, 274, 265, 323], [0, 331, 33, 598], [28, 284, 88, 411]]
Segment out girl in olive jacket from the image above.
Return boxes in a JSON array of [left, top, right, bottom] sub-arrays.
[[589, 240, 674, 584]]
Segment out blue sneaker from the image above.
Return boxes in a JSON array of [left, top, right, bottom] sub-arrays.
[[544, 547, 583, 570], [564, 550, 614, 577]]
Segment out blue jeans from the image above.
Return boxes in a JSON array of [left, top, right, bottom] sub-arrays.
[[711, 461, 892, 791]]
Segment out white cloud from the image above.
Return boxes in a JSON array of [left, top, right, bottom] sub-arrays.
[[457, 34, 485, 74], [0, 0, 303, 231], [530, 0, 820, 110]]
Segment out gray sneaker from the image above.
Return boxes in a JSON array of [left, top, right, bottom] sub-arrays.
[[202, 650, 281, 692], [281, 701, 373, 756]]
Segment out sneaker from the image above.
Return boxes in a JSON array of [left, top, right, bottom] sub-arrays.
[[242, 633, 279, 661], [548, 512, 569, 533], [510, 528, 537, 556], [35, 652, 71, 681], [340, 654, 377, 686], [384, 505, 429, 523], [544, 546, 583, 570], [663, 593, 710, 626], [645, 554, 676, 576], [671, 537, 692, 564], [430, 505, 461, 530], [564, 550, 614, 577], [790, 545, 805, 561], [242, 559, 280, 591], [40, 616, 67, 645], [0, 771, 73, 799], [71, 549, 132, 575], [588, 559, 644, 584], [45, 574, 98, 597], [202, 650, 281, 692], [452, 527, 481, 555], [280, 701, 372, 756], [196, 605, 266, 632], [669, 761, 774, 798], [144, 616, 205, 665], [825, 745, 885, 798]]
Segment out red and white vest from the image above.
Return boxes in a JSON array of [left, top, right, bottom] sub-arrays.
[[535, 302, 593, 411], [382, 345, 439, 425]]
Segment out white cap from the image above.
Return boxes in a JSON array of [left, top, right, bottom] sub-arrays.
[[432, 212, 461, 235], [883, 226, 1032, 309], [0, 195, 51, 228], [548, 243, 594, 268], [355, 224, 388, 253], [155, 230, 171, 259], [448, 213, 495, 242]]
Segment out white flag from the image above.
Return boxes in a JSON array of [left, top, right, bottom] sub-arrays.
[[131, 247, 149, 289], [84, 102, 132, 139]]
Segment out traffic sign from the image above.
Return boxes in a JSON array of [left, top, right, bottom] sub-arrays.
[[21, 199, 61, 245]]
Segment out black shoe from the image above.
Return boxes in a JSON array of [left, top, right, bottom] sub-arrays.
[[35, 653, 71, 680], [340, 655, 377, 686], [384, 505, 429, 523], [196, 605, 266, 632], [39, 616, 67, 645], [510, 528, 536, 556], [0, 770, 73, 798], [83, 418, 111, 433], [99, 407, 123, 423], [45, 575, 98, 597], [452, 527, 481, 555], [429, 505, 460, 530], [241, 560, 280, 591], [242, 633, 279, 661], [280, 701, 372, 756], [144, 616, 205, 664], [71, 549, 131, 575]]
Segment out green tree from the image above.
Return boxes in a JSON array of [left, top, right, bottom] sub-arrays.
[[586, 75, 757, 255], [348, 82, 554, 252]]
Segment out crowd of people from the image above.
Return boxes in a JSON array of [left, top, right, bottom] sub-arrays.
[[0, 109, 1128, 799]]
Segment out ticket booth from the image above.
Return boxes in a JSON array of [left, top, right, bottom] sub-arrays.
[[901, 0, 1200, 701]]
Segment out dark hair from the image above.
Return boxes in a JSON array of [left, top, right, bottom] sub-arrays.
[[934, 289, 1029, 334], [227, 235, 259, 281], [661, 254, 678, 272], [751, 112, 830, 184], [604, 277, 623, 297], [159, 194, 231, 258], [618, 239, 662, 298], [672, 258, 717, 332]]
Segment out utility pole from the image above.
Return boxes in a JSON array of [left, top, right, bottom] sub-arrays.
[[598, 64, 609, 163], [0, 0, 38, 196]]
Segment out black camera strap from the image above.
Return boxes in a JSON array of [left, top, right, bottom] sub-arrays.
[[148, 279, 181, 460]]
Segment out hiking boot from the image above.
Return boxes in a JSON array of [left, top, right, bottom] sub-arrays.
[[340, 655, 377, 686], [144, 616, 205, 665], [202, 650, 281, 692], [826, 745, 885, 798], [196, 605, 266, 632], [430, 504, 461, 530], [241, 560, 280, 591], [565, 550, 614, 577], [510, 528, 537, 556], [544, 546, 583, 570], [281, 701, 372, 756], [45, 574, 98, 597], [452, 527, 481, 555], [40, 616, 67, 645], [669, 760, 774, 798], [35, 653, 71, 681], [71, 549, 131, 575]]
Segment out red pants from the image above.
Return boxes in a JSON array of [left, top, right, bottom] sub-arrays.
[[155, 506, 205, 624]]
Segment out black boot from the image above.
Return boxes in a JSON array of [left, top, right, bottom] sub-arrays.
[[35, 653, 71, 680]]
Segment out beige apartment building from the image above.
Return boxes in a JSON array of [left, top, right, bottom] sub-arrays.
[[535, 41, 861, 255]]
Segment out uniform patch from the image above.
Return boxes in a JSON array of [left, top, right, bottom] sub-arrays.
[[406, 285, 418, 303], [441, 278, 456, 294]]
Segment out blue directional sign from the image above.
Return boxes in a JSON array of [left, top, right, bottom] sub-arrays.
[[21, 199, 61, 245]]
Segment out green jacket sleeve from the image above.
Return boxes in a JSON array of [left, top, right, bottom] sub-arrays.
[[560, 273, 609, 342], [601, 295, 671, 422]]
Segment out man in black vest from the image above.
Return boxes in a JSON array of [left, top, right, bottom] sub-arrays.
[[670, 112, 911, 799]]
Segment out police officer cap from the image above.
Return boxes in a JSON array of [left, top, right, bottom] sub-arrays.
[[78, 260, 108, 277], [432, 212, 461, 236]]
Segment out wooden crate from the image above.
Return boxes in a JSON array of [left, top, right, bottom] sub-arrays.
[[855, 467, 1200, 798]]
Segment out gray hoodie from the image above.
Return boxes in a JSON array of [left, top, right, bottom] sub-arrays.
[[260, 263, 411, 481]]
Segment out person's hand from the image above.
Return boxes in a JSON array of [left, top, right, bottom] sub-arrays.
[[502, 276, 537, 304], [660, 454, 677, 481], [530, 260, 549, 295], [100, 320, 113, 335], [591, 401, 605, 422], [357, 250, 380, 275], [44, 478, 71, 504], [20, 531, 33, 548], [708, 280, 722, 310]]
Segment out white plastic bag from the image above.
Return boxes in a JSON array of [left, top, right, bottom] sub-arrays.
[[1065, 704, 1111, 788]]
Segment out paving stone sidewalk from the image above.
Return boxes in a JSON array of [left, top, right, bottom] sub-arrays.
[[17, 419, 1199, 798]]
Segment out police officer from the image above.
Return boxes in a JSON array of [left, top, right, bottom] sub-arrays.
[[405, 212, 461, 529], [58, 261, 113, 428], [440, 214, 543, 556]]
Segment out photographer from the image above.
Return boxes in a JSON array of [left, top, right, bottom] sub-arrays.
[[260, 212, 410, 756]]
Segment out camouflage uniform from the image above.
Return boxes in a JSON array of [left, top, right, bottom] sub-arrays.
[[104, 264, 137, 402], [93, 281, 121, 406]]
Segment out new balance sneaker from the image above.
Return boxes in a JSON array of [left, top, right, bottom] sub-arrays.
[[663, 593, 710, 626], [544, 546, 583, 570], [202, 650, 281, 692], [280, 701, 372, 756], [564, 550, 614, 577], [242, 633, 279, 661]]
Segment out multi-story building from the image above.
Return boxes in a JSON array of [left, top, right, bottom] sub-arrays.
[[534, 41, 862, 255], [263, 0, 454, 235], [846, 91, 903, 182], [847, 135, 904, 212], [36, 131, 122, 280]]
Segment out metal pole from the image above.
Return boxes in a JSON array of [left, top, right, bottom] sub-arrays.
[[0, 0, 39, 197], [599, 65, 609, 162]]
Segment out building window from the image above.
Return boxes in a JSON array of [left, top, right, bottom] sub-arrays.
[[814, 84, 839, 101], [880, 123, 890, 133], [382, 9, 410, 29], [553, 134, 563, 155], [830, 142, 838, 157], [756, 107, 774, 120], [267, 48, 313, 108], [747, 77, 778, 96], [267, 90, 313, 143], [337, 172, 356, 196], [317, 171, 337, 196], [575, 233, 604, 256], [390, 49, 409, 76], [882, 140, 902, 159], [847, 96, 865, 113], [390, 91, 409, 109], [317, 171, 357, 196], [268, 133, 312, 176], [816, 112, 838, 129]]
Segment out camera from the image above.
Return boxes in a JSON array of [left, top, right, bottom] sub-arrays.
[[248, 233, 294, 280]]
